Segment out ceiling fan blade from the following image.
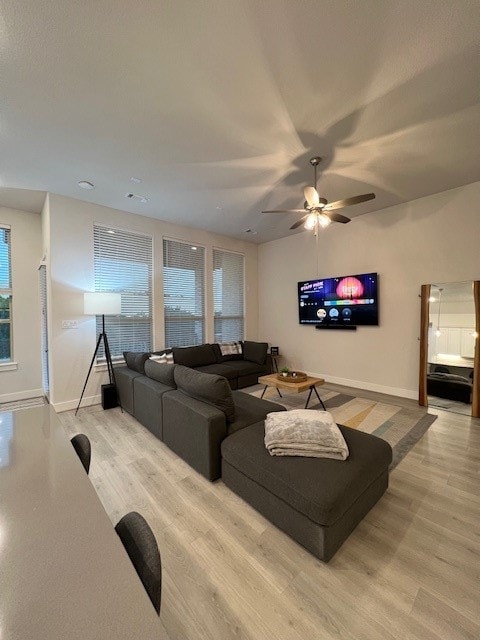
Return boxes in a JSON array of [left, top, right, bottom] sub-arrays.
[[304, 186, 320, 207], [262, 209, 307, 214], [290, 215, 308, 230], [324, 193, 375, 211], [326, 211, 351, 224]]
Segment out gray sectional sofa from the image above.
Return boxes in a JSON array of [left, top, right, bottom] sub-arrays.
[[115, 342, 284, 480], [115, 343, 392, 562]]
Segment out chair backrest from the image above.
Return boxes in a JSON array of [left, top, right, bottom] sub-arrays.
[[434, 365, 450, 374], [115, 511, 161, 614], [71, 434, 91, 474]]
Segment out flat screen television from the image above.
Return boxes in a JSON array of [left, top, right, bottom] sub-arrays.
[[298, 272, 379, 327]]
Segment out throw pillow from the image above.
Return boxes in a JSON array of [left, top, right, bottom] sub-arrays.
[[211, 342, 243, 362], [144, 360, 176, 388], [150, 349, 174, 364], [243, 340, 268, 365], [174, 365, 235, 422], [123, 351, 150, 374]]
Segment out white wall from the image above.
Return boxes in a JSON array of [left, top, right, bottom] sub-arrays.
[[0, 207, 43, 402], [45, 194, 259, 411], [258, 182, 480, 399]]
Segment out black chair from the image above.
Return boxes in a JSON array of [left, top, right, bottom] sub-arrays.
[[71, 434, 91, 474], [115, 511, 162, 614], [434, 365, 450, 374]]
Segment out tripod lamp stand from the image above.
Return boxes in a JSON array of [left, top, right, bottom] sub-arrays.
[[76, 292, 122, 415]]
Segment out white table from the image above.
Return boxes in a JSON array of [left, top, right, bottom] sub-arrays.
[[0, 406, 166, 640]]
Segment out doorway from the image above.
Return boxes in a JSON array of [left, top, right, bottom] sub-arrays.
[[38, 264, 49, 399]]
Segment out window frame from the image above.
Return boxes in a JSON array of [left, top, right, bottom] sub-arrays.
[[0, 224, 13, 364]]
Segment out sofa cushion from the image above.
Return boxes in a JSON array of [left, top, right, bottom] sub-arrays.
[[195, 364, 239, 380], [221, 422, 392, 527], [243, 341, 268, 365], [172, 344, 217, 368], [115, 365, 143, 414], [133, 376, 174, 440], [221, 360, 267, 376], [174, 365, 235, 422], [144, 360, 176, 388], [123, 351, 150, 374], [212, 342, 244, 363], [228, 391, 285, 434]]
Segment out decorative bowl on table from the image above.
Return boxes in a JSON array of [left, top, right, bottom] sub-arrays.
[[277, 371, 307, 383]]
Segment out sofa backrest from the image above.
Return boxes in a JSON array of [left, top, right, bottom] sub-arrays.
[[242, 341, 268, 365], [123, 351, 150, 374], [174, 364, 235, 422], [144, 360, 177, 388], [172, 344, 217, 368]]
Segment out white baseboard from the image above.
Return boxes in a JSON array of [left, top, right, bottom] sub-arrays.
[[0, 388, 44, 404], [308, 372, 418, 401], [51, 394, 101, 413]]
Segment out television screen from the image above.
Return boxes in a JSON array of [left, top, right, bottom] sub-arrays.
[[298, 272, 379, 327]]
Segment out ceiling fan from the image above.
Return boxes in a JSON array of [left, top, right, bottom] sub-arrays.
[[262, 156, 375, 231]]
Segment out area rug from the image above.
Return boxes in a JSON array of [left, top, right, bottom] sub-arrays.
[[0, 397, 47, 413], [245, 384, 437, 469]]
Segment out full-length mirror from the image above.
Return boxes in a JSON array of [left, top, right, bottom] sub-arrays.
[[419, 281, 480, 418]]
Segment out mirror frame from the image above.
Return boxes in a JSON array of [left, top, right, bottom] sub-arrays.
[[419, 281, 480, 418]]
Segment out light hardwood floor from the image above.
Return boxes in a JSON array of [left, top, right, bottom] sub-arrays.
[[60, 388, 480, 640]]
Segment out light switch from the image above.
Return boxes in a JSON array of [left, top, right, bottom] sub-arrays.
[[61, 320, 78, 329]]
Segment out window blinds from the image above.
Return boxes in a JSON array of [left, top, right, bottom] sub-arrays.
[[94, 225, 153, 358], [0, 225, 12, 361], [163, 239, 205, 347], [213, 248, 244, 342], [0, 225, 11, 290]]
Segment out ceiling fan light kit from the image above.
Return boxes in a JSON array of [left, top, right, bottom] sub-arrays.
[[262, 156, 376, 234]]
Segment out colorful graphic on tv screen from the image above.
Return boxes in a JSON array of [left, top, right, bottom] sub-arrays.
[[298, 272, 378, 326]]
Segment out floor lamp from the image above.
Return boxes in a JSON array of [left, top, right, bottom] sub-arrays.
[[76, 292, 122, 415]]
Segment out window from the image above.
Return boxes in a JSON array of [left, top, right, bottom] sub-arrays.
[[94, 225, 153, 358], [213, 248, 244, 342], [163, 239, 205, 347], [0, 225, 12, 362]]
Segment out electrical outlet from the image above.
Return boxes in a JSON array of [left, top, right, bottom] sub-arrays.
[[61, 320, 78, 329]]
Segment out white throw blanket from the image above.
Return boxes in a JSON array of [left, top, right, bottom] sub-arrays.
[[264, 410, 349, 460]]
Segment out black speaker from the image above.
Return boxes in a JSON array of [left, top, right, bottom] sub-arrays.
[[101, 383, 118, 410]]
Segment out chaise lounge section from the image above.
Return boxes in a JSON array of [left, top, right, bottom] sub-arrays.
[[222, 421, 392, 562]]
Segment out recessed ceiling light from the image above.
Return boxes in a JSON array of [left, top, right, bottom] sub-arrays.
[[78, 180, 95, 190], [130, 177, 142, 184], [107, 230, 115, 234], [191, 246, 197, 251], [216, 206, 223, 210], [244, 229, 257, 235]]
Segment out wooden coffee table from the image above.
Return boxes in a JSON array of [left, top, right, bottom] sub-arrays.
[[258, 373, 326, 410]]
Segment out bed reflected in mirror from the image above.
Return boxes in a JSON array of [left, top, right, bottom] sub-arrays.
[[427, 281, 475, 416]]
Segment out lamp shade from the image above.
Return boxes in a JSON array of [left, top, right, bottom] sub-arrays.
[[84, 292, 121, 315]]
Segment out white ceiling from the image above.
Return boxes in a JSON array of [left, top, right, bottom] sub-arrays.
[[0, 0, 479, 243]]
